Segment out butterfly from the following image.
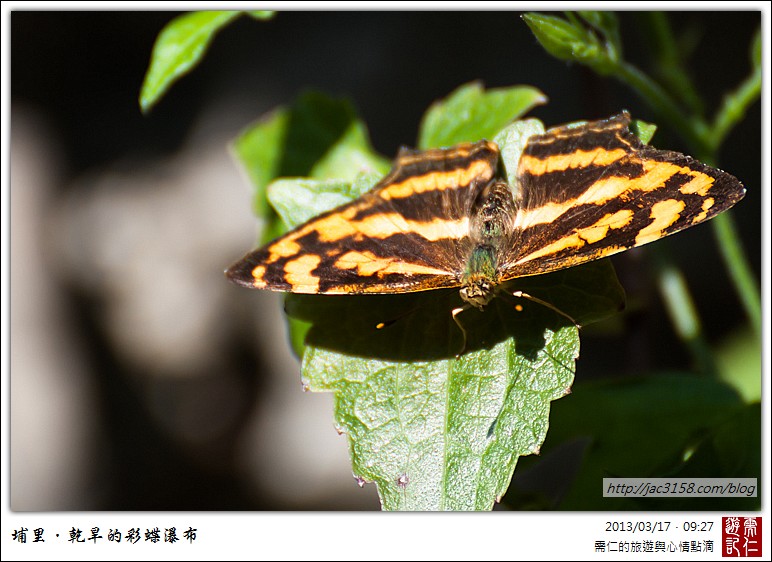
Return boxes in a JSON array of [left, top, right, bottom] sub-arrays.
[[226, 111, 744, 351]]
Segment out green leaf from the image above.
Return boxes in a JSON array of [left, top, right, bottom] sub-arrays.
[[508, 373, 744, 510], [350, 170, 386, 198], [630, 119, 657, 144], [494, 118, 545, 182], [523, 12, 618, 75], [295, 298, 579, 510], [267, 178, 359, 229], [232, 91, 386, 220], [578, 11, 620, 58], [417, 82, 546, 149], [285, 249, 623, 510], [578, 11, 618, 35], [276, 92, 379, 179], [232, 108, 291, 219], [140, 11, 242, 113], [522, 12, 592, 61], [309, 122, 391, 181]]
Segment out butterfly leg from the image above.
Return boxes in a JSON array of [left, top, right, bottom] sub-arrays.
[[451, 304, 472, 358], [508, 290, 581, 327]]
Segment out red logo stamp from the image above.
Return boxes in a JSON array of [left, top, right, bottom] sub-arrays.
[[723, 517, 761, 557]]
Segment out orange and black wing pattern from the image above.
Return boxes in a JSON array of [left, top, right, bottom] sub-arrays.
[[228, 112, 745, 297], [499, 112, 745, 279], [226, 141, 498, 294]]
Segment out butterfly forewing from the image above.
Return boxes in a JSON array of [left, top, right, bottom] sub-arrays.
[[226, 141, 499, 294], [499, 112, 745, 279]]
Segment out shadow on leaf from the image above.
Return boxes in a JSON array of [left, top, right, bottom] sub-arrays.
[[284, 259, 624, 362]]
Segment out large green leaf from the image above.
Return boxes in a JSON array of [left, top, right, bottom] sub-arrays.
[[140, 11, 275, 113], [295, 296, 580, 510], [417, 82, 547, 149]]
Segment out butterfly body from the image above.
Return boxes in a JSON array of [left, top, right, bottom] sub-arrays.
[[459, 180, 519, 309]]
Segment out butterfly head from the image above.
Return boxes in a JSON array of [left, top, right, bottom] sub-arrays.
[[459, 276, 496, 311]]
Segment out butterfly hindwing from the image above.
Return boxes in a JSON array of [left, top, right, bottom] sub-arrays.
[[500, 112, 745, 279], [226, 141, 499, 294]]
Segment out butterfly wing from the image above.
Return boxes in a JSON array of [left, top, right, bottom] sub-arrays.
[[499, 112, 745, 280], [227, 141, 499, 294]]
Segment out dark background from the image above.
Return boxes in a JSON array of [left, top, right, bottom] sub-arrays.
[[10, 10, 761, 510]]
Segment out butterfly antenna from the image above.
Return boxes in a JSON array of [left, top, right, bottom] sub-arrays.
[[507, 289, 581, 328]]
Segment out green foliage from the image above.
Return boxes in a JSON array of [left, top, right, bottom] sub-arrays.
[[232, 92, 388, 222], [140, 11, 274, 113], [506, 374, 759, 511], [298, 307, 578, 510], [522, 12, 620, 76], [417, 82, 546, 149], [230, 91, 389, 359], [526, 10, 761, 358], [525, 11, 760, 161], [141, 11, 760, 512], [628, 119, 657, 145], [522, 12, 760, 511]]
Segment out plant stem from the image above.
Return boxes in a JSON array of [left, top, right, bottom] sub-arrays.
[[692, 149, 760, 340], [615, 60, 711, 157], [641, 12, 704, 117], [612, 60, 718, 373], [528, 11, 761, 372], [710, 212, 762, 337], [709, 66, 762, 153], [651, 250, 719, 377], [613, 45, 761, 360]]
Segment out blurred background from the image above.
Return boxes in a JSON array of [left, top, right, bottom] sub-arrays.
[[10, 10, 761, 510]]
